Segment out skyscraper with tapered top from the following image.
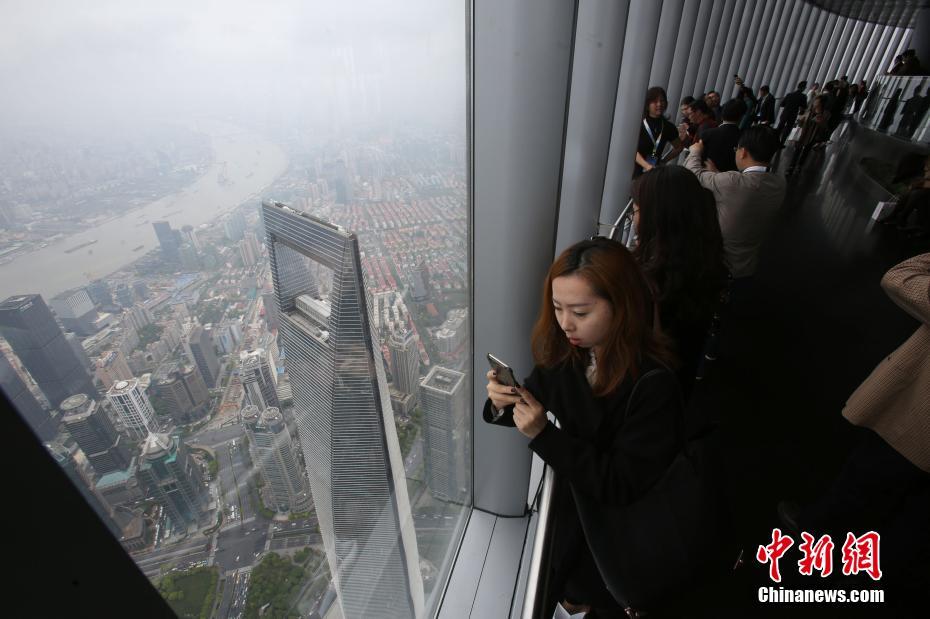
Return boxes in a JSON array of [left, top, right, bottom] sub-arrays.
[[261, 199, 423, 619]]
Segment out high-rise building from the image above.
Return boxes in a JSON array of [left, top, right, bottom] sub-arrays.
[[261, 289, 279, 331], [152, 221, 181, 262], [239, 349, 279, 410], [180, 224, 201, 251], [223, 211, 246, 241], [420, 367, 468, 502], [242, 406, 312, 513], [131, 280, 149, 301], [0, 350, 57, 441], [184, 326, 219, 388], [49, 288, 98, 336], [123, 304, 153, 332], [149, 362, 209, 425], [388, 329, 419, 397], [262, 200, 424, 619], [65, 332, 93, 371], [106, 378, 162, 440], [114, 283, 134, 308], [0, 294, 96, 408], [60, 393, 132, 478], [95, 349, 133, 390], [46, 441, 121, 538], [135, 432, 205, 529], [86, 280, 113, 308], [238, 237, 258, 266]]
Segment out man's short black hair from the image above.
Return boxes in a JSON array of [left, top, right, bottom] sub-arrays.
[[689, 99, 711, 116], [680, 95, 695, 106], [738, 125, 780, 163], [721, 98, 747, 122], [760, 84, 770, 94], [797, 80, 807, 90]]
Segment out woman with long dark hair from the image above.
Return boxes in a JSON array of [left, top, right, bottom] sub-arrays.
[[484, 238, 683, 617], [631, 166, 728, 396], [634, 86, 684, 177]]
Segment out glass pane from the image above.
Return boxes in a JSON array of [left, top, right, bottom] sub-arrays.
[[0, 2, 469, 617]]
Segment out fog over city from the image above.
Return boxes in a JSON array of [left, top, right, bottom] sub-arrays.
[[0, 0, 466, 137]]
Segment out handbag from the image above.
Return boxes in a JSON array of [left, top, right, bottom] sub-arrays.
[[569, 369, 726, 615]]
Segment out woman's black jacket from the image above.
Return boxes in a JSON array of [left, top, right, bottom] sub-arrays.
[[482, 356, 684, 610]]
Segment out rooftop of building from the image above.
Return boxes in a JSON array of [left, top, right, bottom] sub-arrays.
[[422, 366, 465, 393]]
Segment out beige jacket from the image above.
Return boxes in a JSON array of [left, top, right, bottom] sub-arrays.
[[684, 150, 786, 278], [843, 253, 930, 473]]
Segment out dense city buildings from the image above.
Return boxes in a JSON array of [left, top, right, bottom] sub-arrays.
[[135, 432, 206, 529], [45, 441, 122, 538], [106, 378, 162, 440], [0, 294, 96, 408], [60, 393, 133, 477], [242, 405, 312, 513], [239, 349, 279, 410], [184, 325, 219, 388], [420, 366, 468, 502], [263, 200, 424, 619], [0, 350, 57, 441]]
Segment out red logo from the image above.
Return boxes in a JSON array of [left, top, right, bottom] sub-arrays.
[[841, 531, 882, 581], [756, 528, 794, 582]]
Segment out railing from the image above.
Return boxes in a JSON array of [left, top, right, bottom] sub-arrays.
[[594, 198, 637, 249], [857, 74, 930, 144], [520, 462, 556, 619]]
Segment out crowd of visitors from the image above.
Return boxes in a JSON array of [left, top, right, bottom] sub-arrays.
[[482, 61, 928, 616]]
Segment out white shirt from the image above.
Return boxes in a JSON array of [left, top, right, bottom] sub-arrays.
[[742, 165, 768, 174]]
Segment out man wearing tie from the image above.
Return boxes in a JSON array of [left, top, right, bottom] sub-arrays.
[[755, 85, 775, 125]]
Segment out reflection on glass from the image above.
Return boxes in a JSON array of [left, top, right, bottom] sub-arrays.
[[0, 1, 468, 617]]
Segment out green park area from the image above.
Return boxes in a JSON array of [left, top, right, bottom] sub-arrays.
[[243, 553, 310, 619], [156, 566, 219, 619]]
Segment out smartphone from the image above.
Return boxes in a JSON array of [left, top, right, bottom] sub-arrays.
[[487, 353, 521, 388]]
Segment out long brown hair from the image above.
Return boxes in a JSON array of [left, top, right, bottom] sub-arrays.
[[531, 238, 674, 396]]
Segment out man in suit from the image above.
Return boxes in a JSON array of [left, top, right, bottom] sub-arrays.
[[754, 85, 776, 125], [678, 99, 718, 146], [777, 81, 808, 144], [704, 90, 722, 122], [699, 98, 745, 172], [684, 125, 785, 280]]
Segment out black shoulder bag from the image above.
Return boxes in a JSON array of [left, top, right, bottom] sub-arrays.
[[569, 369, 725, 616]]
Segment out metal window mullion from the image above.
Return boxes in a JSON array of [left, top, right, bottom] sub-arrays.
[[813, 13, 843, 84], [665, 0, 702, 116], [679, 0, 715, 106], [719, 0, 756, 100], [472, 0, 576, 517], [864, 23, 896, 83], [825, 11, 858, 81], [649, 0, 686, 92], [555, 0, 630, 254], [747, 0, 788, 88], [735, 0, 771, 95], [772, 0, 810, 97], [703, 0, 738, 94], [693, 0, 727, 95], [849, 19, 879, 82], [836, 4, 868, 81], [795, 8, 829, 87], [600, 0, 664, 225], [709, 0, 745, 93]]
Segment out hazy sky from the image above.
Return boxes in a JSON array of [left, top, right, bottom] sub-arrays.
[[0, 0, 466, 138]]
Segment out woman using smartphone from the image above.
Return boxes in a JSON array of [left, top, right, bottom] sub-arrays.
[[484, 238, 683, 617]]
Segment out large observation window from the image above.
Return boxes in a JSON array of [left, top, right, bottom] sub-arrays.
[[0, 1, 469, 617]]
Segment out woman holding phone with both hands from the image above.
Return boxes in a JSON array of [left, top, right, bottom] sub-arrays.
[[484, 238, 685, 618]]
